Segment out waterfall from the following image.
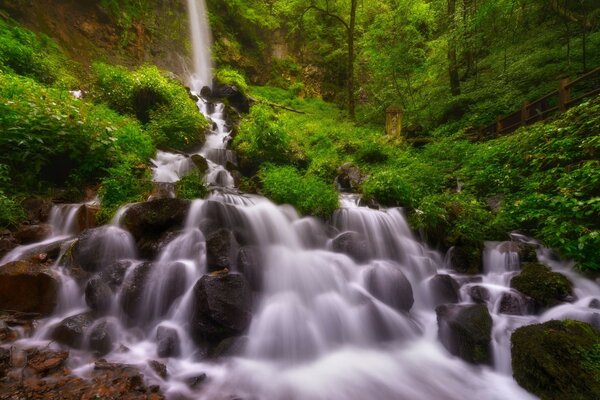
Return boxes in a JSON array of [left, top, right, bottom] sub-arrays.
[[187, 0, 213, 91]]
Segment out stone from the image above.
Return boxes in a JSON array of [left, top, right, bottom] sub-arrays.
[[185, 373, 207, 389], [14, 224, 52, 244], [89, 321, 113, 356], [0, 347, 9, 377], [335, 163, 365, 192], [121, 198, 191, 242], [212, 84, 250, 113], [119, 262, 153, 321], [206, 229, 236, 272], [21, 197, 53, 223], [497, 240, 537, 262], [0, 320, 17, 343], [449, 244, 483, 274], [51, 312, 94, 349], [436, 304, 493, 365], [510, 262, 574, 311], [137, 229, 181, 260], [148, 359, 168, 380], [190, 273, 252, 344], [85, 276, 113, 314], [511, 320, 600, 400], [467, 285, 490, 304], [429, 274, 460, 306], [99, 259, 136, 290], [72, 226, 136, 272], [331, 231, 369, 263], [590, 298, 600, 309], [0, 235, 18, 259], [498, 291, 534, 315], [237, 246, 263, 292], [364, 263, 414, 312], [25, 348, 68, 374], [156, 326, 181, 358], [0, 260, 59, 316], [191, 154, 209, 174]]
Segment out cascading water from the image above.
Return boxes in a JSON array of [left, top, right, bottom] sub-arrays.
[[4, 6, 600, 400], [187, 0, 213, 90]]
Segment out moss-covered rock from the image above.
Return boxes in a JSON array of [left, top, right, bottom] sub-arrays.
[[511, 320, 600, 400], [121, 198, 190, 242], [510, 263, 574, 310]]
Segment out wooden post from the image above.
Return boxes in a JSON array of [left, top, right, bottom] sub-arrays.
[[386, 106, 404, 139], [521, 101, 530, 126], [558, 78, 571, 112]]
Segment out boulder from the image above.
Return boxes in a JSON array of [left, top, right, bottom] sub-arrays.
[[72, 227, 136, 273], [51, 312, 94, 349], [190, 273, 252, 344], [206, 229, 236, 272], [237, 246, 263, 292], [119, 262, 153, 321], [331, 231, 369, 263], [497, 240, 537, 263], [590, 299, 600, 309], [429, 274, 460, 306], [0, 320, 17, 343], [191, 154, 209, 174], [76, 204, 99, 232], [89, 320, 114, 356], [85, 276, 113, 314], [467, 285, 490, 304], [21, 197, 53, 223], [511, 320, 600, 400], [14, 224, 52, 244], [98, 259, 136, 290], [25, 348, 69, 375], [148, 359, 168, 380], [4, 237, 71, 264], [0, 260, 59, 316], [335, 163, 365, 192], [0, 347, 10, 378], [212, 84, 250, 113], [498, 291, 534, 315], [121, 198, 191, 242], [137, 229, 181, 260], [364, 263, 414, 312], [436, 304, 493, 365], [449, 244, 483, 274], [510, 263, 574, 311], [156, 326, 181, 358], [0, 232, 18, 259]]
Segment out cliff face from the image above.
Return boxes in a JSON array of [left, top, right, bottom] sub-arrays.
[[0, 0, 191, 76]]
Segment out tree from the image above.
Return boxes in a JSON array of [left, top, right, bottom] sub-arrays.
[[447, 0, 461, 96]]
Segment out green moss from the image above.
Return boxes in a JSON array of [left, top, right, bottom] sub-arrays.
[[215, 66, 249, 93], [511, 320, 600, 400], [175, 169, 208, 200], [511, 263, 573, 309]]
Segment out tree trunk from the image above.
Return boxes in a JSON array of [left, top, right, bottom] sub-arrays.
[[448, 0, 461, 96], [348, 0, 357, 120]]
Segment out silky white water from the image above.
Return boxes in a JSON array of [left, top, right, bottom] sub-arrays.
[[187, 0, 213, 90]]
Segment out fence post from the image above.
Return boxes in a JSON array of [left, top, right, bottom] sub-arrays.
[[558, 78, 571, 112], [521, 101, 530, 126]]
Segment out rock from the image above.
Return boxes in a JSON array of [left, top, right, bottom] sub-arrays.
[[25, 348, 69, 374], [335, 163, 365, 192], [76, 204, 99, 232], [211, 336, 248, 358], [4, 237, 71, 264], [512, 320, 600, 400], [590, 299, 600, 309], [206, 229, 236, 272], [0, 260, 59, 316], [99, 259, 136, 290], [190, 273, 252, 344], [237, 246, 263, 292], [85, 276, 113, 313], [72, 226, 137, 272], [148, 182, 175, 201], [212, 84, 250, 113], [429, 274, 460, 306], [121, 198, 191, 242], [14, 224, 52, 244], [231, 170, 242, 187], [51, 312, 94, 349], [185, 373, 207, 389], [156, 326, 181, 358], [120, 262, 153, 321], [498, 291, 534, 315], [331, 231, 369, 263], [497, 241, 537, 263], [148, 359, 168, 380], [0, 347, 9, 377], [0, 320, 17, 343], [449, 244, 483, 274], [137, 229, 181, 260], [0, 234, 18, 259], [436, 304, 493, 365], [89, 321, 113, 356], [510, 262, 573, 311], [21, 197, 53, 223], [467, 285, 490, 304], [364, 263, 414, 312], [191, 154, 209, 174]]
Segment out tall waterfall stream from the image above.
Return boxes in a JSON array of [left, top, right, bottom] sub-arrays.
[[1, 2, 599, 399]]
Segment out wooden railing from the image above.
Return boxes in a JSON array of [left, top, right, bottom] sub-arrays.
[[481, 66, 600, 136]]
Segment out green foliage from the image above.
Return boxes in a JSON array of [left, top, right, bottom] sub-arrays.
[[175, 169, 208, 200], [215, 66, 249, 93], [260, 165, 338, 219], [0, 19, 76, 87], [92, 63, 209, 150]]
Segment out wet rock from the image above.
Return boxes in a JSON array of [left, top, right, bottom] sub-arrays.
[[590, 298, 600, 309], [14, 224, 52, 244], [91, 360, 165, 398], [498, 291, 534, 315], [467, 285, 490, 304], [206, 229, 236, 272], [21, 197, 53, 223], [99, 259, 136, 290], [212, 84, 250, 113], [137, 229, 181, 260], [0, 347, 9, 377], [148, 359, 168, 380], [120, 262, 153, 321], [191, 154, 209, 174], [72, 226, 136, 273], [6, 237, 72, 264], [185, 373, 207, 389], [148, 182, 175, 201], [0, 320, 17, 343], [231, 170, 242, 187], [51, 312, 94, 349], [436, 304, 492, 365], [121, 198, 191, 242], [364, 263, 414, 312], [76, 204, 99, 232], [0, 260, 59, 316], [89, 321, 113, 356], [335, 163, 365, 192], [190, 272, 252, 345], [510, 262, 573, 311], [429, 274, 460, 306], [497, 240, 537, 263], [0, 234, 18, 259], [332, 231, 369, 263], [156, 326, 181, 358], [26, 348, 69, 374], [85, 276, 112, 314], [237, 246, 263, 292], [512, 320, 600, 400], [211, 336, 248, 358]]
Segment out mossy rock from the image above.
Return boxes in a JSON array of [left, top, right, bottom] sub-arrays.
[[510, 263, 573, 310], [511, 320, 600, 400]]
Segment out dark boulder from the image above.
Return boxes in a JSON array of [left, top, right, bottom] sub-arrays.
[[0, 260, 59, 316], [510, 263, 573, 311], [212, 84, 250, 113], [467, 285, 490, 304], [89, 320, 114, 356], [99, 259, 136, 290], [0, 347, 10, 378], [21, 197, 53, 223], [497, 240, 537, 263], [436, 304, 493, 365], [14, 224, 52, 244], [206, 229, 236, 272], [51, 312, 94, 349], [121, 198, 191, 242], [429, 274, 460, 306], [119, 262, 153, 321], [364, 263, 414, 312], [156, 326, 181, 358], [137, 229, 181, 260], [191, 154, 209, 174], [590, 299, 600, 309], [72, 226, 136, 273], [237, 246, 263, 292], [512, 320, 600, 400], [498, 291, 534, 315], [335, 163, 365, 192], [85, 276, 113, 314], [0, 231, 18, 259], [332, 231, 369, 263], [190, 272, 252, 345], [148, 359, 168, 380]]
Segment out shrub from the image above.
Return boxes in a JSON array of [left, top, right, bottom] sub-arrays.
[[175, 169, 208, 200], [362, 170, 414, 207], [215, 66, 249, 93]]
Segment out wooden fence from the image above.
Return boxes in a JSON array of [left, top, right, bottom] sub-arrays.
[[481, 66, 600, 136]]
